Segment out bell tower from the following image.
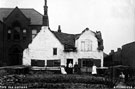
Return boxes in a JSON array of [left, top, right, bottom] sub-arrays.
[[43, 0, 49, 26]]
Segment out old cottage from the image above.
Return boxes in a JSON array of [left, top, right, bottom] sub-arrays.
[[22, 0, 104, 73], [23, 25, 104, 72]]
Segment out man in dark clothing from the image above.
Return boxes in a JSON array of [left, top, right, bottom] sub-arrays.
[[74, 62, 79, 74]]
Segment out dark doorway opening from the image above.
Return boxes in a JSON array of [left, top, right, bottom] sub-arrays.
[[66, 59, 73, 74], [66, 59, 73, 67], [8, 45, 23, 66]]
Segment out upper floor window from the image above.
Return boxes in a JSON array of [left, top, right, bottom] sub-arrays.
[[13, 27, 21, 40], [32, 29, 37, 39], [86, 40, 92, 51], [23, 29, 27, 33], [8, 29, 11, 34], [23, 29, 27, 40], [11, 21, 21, 40], [7, 29, 11, 40], [81, 39, 92, 52], [53, 48, 57, 55], [81, 41, 85, 51]]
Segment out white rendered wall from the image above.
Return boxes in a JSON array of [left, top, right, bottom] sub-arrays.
[[23, 26, 64, 66], [23, 27, 103, 67], [75, 30, 103, 67]]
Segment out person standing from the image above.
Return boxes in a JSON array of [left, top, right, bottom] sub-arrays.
[[92, 64, 97, 75], [61, 66, 67, 74], [119, 72, 125, 82], [74, 62, 79, 74], [68, 61, 73, 74]]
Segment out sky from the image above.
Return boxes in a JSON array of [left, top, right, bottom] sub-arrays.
[[0, 0, 135, 54]]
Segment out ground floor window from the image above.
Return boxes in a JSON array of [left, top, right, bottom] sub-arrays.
[[47, 60, 60, 67], [31, 59, 45, 67], [82, 60, 93, 67], [78, 58, 101, 67], [92, 59, 101, 67], [78, 58, 101, 73]]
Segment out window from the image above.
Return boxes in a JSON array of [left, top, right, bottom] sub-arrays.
[[13, 27, 21, 40], [7, 29, 11, 40], [80, 59, 101, 67], [81, 41, 85, 51], [23, 29, 27, 33], [86, 40, 92, 51], [47, 60, 60, 67], [81, 40, 92, 51], [32, 29, 37, 39], [23, 29, 27, 40], [12, 21, 21, 40], [31, 59, 45, 67], [53, 48, 57, 55], [82, 59, 93, 67]]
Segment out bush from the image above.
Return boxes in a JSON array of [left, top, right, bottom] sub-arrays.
[[125, 76, 135, 87], [0, 69, 7, 77]]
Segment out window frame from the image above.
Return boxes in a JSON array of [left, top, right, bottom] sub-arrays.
[[23, 28, 27, 40], [82, 59, 93, 67], [87, 40, 92, 51], [13, 26, 21, 40], [47, 60, 60, 67], [81, 40, 92, 52], [81, 41, 85, 51], [23, 29, 27, 33], [53, 48, 57, 55], [32, 29, 37, 39], [31, 59, 45, 67], [7, 29, 11, 40]]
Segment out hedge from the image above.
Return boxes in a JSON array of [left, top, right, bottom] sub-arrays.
[[20, 74, 115, 88], [0, 74, 116, 88]]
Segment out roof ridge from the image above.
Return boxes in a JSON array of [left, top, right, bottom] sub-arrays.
[[52, 30, 78, 35], [0, 7, 36, 10], [0, 7, 43, 25], [20, 8, 34, 10], [0, 8, 14, 9], [4, 7, 30, 23], [31, 9, 43, 16]]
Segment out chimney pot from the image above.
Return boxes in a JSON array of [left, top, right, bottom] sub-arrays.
[[58, 25, 61, 32]]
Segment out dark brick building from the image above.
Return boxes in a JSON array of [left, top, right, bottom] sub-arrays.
[[104, 48, 122, 67], [0, 0, 49, 66], [104, 41, 135, 68], [121, 42, 135, 67]]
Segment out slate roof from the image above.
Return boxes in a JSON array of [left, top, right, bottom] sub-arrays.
[[0, 8, 43, 25], [51, 28, 104, 52], [51, 31, 80, 51]]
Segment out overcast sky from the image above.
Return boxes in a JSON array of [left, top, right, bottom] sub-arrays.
[[0, 0, 135, 54]]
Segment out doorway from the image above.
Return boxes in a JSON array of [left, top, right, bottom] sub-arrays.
[[66, 59, 73, 67], [8, 45, 23, 66]]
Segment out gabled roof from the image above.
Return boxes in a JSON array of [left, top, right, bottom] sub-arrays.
[[51, 31, 80, 51], [51, 28, 103, 52], [0, 8, 43, 25], [75, 28, 96, 40]]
